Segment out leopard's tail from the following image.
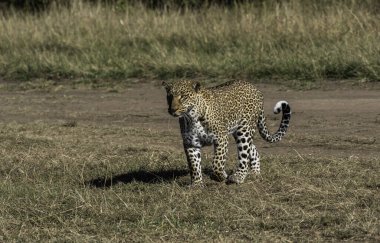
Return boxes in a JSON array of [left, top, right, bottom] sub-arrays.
[[257, 101, 291, 143]]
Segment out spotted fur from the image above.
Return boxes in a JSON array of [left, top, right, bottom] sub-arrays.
[[163, 80, 291, 186]]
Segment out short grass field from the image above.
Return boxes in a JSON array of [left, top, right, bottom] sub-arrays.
[[0, 83, 379, 241], [0, 0, 379, 241]]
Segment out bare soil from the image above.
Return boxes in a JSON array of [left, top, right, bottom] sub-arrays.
[[0, 82, 379, 160]]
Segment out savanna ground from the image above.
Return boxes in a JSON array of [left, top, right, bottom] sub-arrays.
[[0, 0, 379, 241], [0, 80, 378, 241]]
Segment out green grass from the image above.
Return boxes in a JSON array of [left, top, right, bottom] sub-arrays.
[[0, 0, 379, 83], [0, 122, 378, 241]]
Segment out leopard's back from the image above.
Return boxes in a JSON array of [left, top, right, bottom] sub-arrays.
[[204, 80, 264, 130]]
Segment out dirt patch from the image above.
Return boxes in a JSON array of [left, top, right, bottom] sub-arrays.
[[0, 82, 378, 160]]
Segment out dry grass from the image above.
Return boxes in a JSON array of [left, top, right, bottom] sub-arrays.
[[0, 0, 379, 82], [0, 122, 378, 241], [0, 1, 379, 240]]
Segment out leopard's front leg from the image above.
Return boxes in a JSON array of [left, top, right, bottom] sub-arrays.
[[211, 135, 229, 182], [184, 146, 203, 186], [180, 117, 204, 186]]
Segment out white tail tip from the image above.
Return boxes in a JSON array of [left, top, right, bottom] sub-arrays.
[[274, 101, 288, 114]]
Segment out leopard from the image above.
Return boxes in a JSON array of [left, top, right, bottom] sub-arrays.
[[162, 80, 291, 186]]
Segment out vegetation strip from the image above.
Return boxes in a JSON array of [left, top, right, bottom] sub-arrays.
[[0, 0, 379, 82]]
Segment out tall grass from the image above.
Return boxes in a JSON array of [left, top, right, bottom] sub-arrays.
[[0, 0, 379, 82]]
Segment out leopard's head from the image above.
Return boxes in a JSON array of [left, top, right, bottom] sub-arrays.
[[162, 80, 201, 117]]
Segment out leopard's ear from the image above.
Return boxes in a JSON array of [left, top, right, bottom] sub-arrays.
[[162, 81, 171, 91], [193, 82, 201, 93]]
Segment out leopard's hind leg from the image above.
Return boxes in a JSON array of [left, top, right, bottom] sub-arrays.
[[249, 143, 260, 174], [227, 125, 252, 184]]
